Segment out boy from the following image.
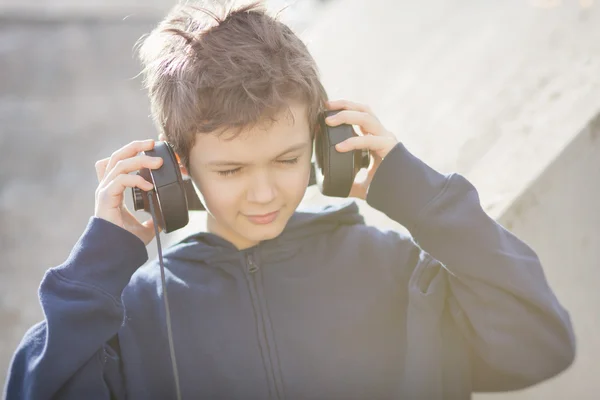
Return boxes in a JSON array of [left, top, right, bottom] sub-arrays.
[[5, 2, 575, 399]]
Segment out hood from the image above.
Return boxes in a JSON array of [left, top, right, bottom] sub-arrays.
[[160, 199, 365, 265]]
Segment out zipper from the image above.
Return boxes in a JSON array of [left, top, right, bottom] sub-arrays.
[[244, 253, 285, 399], [247, 254, 259, 274]]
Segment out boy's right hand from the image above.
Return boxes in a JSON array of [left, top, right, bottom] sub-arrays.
[[94, 139, 164, 246]]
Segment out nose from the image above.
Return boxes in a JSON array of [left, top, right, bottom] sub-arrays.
[[247, 169, 277, 205]]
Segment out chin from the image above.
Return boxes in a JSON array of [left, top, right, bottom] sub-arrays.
[[243, 222, 285, 241], [239, 215, 288, 241]]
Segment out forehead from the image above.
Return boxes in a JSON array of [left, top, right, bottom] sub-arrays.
[[191, 103, 312, 161]]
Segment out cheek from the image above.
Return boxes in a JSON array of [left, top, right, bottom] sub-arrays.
[[194, 174, 243, 217], [282, 165, 311, 196], [209, 182, 241, 204]]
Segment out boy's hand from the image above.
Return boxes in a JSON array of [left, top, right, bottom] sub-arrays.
[[94, 139, 164, 245], [325, 100, 399, 200]]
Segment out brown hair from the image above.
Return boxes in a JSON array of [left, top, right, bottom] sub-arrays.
[[136, 1, 328, 168]]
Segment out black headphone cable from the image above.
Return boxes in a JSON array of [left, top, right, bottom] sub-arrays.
[[147, 191, 183, 400]]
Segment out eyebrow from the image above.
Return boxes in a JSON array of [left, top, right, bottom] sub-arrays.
[[206, 141, 310, 167]]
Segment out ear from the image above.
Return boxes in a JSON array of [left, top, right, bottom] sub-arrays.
[[158, 133, 190, 177], [173, 152, 189, 177], [179, 163, 190, 177]]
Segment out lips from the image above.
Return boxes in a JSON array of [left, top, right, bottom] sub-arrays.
[[245, 210, 280, 225], [247, 211, 278, 218]]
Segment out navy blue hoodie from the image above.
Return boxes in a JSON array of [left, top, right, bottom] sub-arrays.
[[5, 143, 575, 399]]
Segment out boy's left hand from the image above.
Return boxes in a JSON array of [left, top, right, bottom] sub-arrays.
[[325, 99, 399, 200]]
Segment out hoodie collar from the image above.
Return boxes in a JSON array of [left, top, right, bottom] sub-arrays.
[[162, 199, 364, 265]]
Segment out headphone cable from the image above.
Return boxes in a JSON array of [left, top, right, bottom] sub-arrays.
[[147, 191, 183, 400]]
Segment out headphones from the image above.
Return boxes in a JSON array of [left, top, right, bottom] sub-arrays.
[[131, 110, 370, 233]]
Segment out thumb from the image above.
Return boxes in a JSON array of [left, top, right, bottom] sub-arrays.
[[142, 217, 162, 234], [138, 218, 163, 246]]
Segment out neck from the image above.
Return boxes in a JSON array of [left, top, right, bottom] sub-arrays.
[[206, 214, 259, 251]]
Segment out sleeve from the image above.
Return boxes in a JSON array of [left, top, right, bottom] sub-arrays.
[[366, 142, 576, 392], [3, 217, 148, 400]]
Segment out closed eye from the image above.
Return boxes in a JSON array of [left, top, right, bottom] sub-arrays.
[[216, 158, 299, 177], [217, 168, 241, 177]]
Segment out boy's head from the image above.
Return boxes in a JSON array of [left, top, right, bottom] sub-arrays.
[[138, 1, 328, 249]]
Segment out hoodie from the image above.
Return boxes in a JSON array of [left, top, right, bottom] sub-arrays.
[[5, 142, 575, 400]]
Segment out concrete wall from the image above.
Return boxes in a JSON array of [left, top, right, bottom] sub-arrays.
[[0, 16, 162, 385], [0, 0, 172, 16], [477, 113, 600, 399], [305, 0, 600, 218]]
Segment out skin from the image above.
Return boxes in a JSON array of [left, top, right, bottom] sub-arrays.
[[94, 99, 398, 248], [186, 102, 314, 250]]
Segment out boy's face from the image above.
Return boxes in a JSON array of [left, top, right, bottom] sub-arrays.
[[187, 102, 313, 250]]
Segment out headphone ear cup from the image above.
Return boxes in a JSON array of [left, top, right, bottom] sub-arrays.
[[131, 141, 190, 233], [314, 111, 364, 198], [132, 167, 167, 229]]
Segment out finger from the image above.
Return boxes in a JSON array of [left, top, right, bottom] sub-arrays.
[[326, 110, 385, 136], [101, 155, 163, 187], [95, 158, 110, 182], [104, 139, 156, 182], [326, 99, 374, 115], [140, 217, 163, 245], [122, 207, 161, 234], [335, 134, 394, 155], [96, 174, 154, 209], [141, 217, 163, 233], [124, 207, 162, 233]]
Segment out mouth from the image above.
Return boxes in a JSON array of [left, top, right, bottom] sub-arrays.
[[245, 210, 280, 225]]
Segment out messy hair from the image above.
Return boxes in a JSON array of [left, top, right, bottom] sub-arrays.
[[137, 0, 328, 168]]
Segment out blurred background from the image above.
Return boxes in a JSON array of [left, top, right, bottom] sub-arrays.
[[1, 0, 599, 398]]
